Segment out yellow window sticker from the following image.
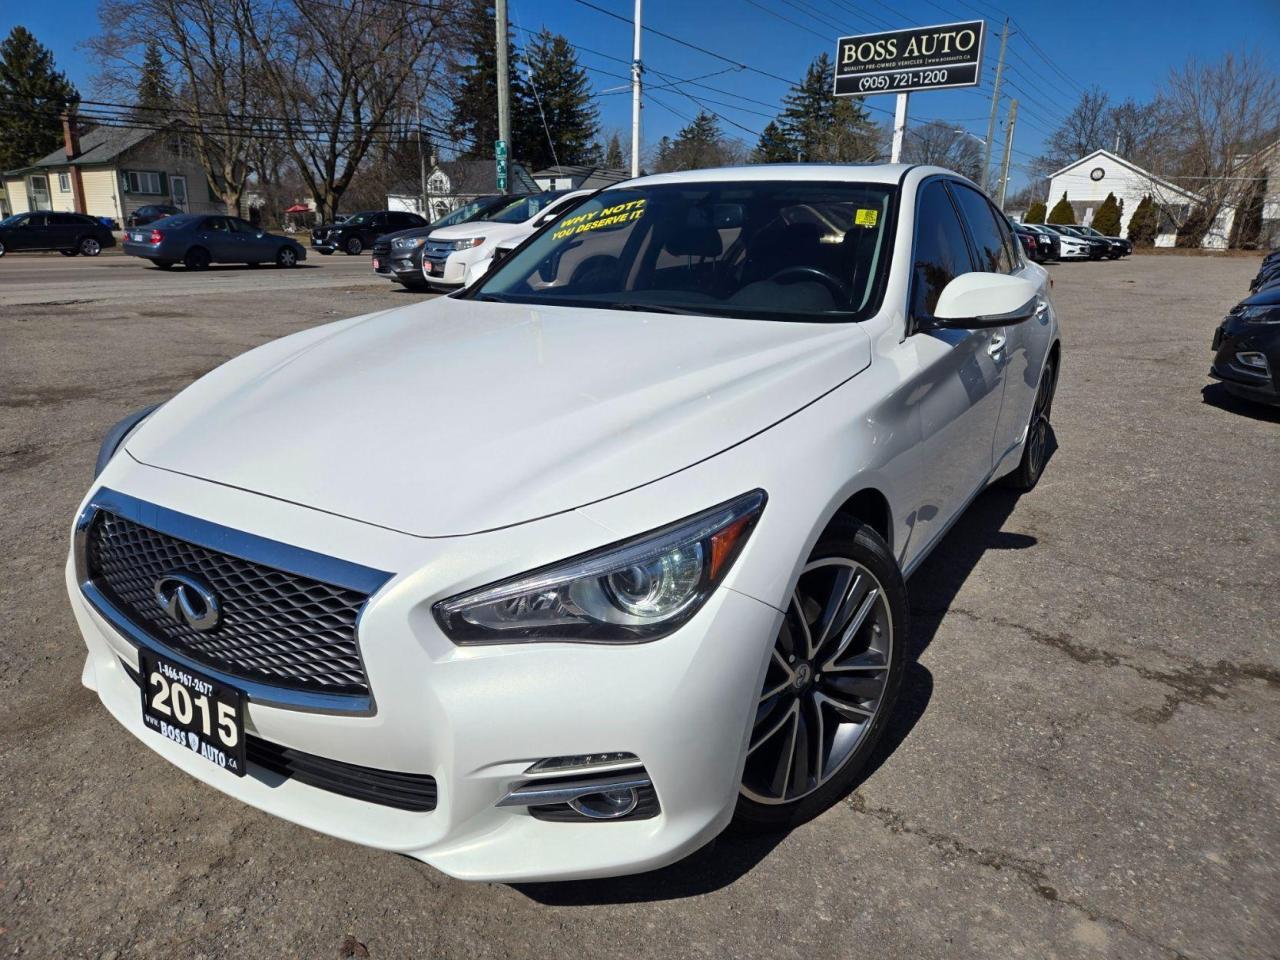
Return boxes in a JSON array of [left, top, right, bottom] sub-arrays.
[[855, 208, 879, 228], [551, 198, 648, 241]]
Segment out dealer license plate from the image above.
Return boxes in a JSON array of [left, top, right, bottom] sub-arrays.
[[423, 260, 436, 274], [130, 231, 145, 242], [139, 651, 247, 777], [372, 257, 382, 270]]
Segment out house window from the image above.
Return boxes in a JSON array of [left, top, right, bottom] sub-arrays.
[[122, 170, 164, 195], [58, 172, 71, 192]]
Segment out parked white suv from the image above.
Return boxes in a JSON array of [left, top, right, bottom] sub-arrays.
[[421, 190, 590, 290], [70, 165, 1059, 882]]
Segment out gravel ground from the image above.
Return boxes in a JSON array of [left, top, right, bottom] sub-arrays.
[[0, 252, 1276, 960]]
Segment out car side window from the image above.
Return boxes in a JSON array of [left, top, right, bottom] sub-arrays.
[[29, 214, 48, 227], [949, 183, 1014, 274], [205, 217, 229, 232], [229, 218, 256, 234], [992, 211, 1022, 269], [910, 180, 976, 319]]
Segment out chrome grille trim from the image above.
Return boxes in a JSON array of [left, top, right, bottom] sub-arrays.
[[75, 488, 393, 715]]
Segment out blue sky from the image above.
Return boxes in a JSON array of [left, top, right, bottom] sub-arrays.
[[5, 0, 1278, 191]]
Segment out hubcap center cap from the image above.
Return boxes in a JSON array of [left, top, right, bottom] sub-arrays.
[[793, 662, 814, 690]]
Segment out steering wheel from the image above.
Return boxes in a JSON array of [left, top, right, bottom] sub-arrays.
[[767, 265, 848, 302]]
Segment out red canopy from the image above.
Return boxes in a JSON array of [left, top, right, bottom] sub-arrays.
[[284, 203, 311, 214]]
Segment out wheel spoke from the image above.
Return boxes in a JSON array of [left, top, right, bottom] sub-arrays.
[[767, 705, 800, 798], [758, 651, 793, 705], [749, 699, 797, 755], [822, 674, 883, 701], [812, 568, 865, 656], [821, 586, 879, 670], [824, 648, 888, 673], [814, 689, 875, 722], [789, 699, 812, 796], [781, 591, 809, 661]]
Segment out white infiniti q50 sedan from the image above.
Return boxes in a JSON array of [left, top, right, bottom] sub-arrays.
[[68, 164, 1060, 882]]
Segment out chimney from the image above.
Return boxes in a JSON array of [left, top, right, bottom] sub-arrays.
[[60, 102, 87, 215]]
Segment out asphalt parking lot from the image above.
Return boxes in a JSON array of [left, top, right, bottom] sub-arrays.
[[0, 252, 1276, 959]]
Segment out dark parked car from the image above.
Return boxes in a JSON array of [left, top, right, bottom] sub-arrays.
[[1249, 251, 1280, 292], [125, 204, 182, 228], [1211, 284, 1280, 406], [1054, 225, 1109, 260], [1068, 224, 1130, 259], [0, 211, 116, 257], [311, 210, 427, 256], [1013, 222, 1054, 262], [371, 195, 519, 290], [122, 214, 306, 270], [1020, 223, 1061, 261]]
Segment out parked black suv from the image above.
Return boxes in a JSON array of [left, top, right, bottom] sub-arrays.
[[1066, 224, 1131, 259], [371, 195, 518, 290], [0, 211, 116, 257], [311, 210, 427, 255], [126, 204, 182, 228]]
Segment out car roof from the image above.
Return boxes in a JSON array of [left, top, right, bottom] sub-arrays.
[[609, 163, 923, 190]]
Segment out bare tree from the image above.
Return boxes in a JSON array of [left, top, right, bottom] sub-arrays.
[[1106, 98, 1166, 168], [1037, 86, 1112, 171], [90, 0, 263, 214], [1149, 50, 1280, 247], [237, 0, 457, 222], [902, 120, 982, 181]]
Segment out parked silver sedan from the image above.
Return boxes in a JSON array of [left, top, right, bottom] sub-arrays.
[[122, 214, 307, 270]]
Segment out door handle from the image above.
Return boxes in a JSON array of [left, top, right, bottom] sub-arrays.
[[988, 332, 1007, 356]]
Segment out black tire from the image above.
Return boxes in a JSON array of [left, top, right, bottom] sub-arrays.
[[344, 236, 364, 255], [183, 246, 211, 270], [276, 246, 299, 268], [1001, 355, 1059, 491], [60, 249, 78, 257], [0, 240, 5, 257], [149, 259, 174, 270], [733, 517, 907, 833], [79, 236, 102, 256]]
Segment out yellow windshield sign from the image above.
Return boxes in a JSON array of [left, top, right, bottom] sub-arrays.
[[855, 208, 879, 228], [551, 198, 647, 241]]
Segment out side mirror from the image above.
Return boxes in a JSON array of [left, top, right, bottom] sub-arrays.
[[927, 273, 1039, 329]]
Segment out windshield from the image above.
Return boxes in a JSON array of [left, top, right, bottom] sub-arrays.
[[475, 181, 895, 322], [0, 214, 25, 228], [339, 212, 379, 225], [487, 192, 566, 224], [434, 198, 507, 228]]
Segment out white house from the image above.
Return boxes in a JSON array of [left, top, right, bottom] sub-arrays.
[[1046, 149, 1231, 248], [387, 160, 538, 221], [532, 164, 631, 191]]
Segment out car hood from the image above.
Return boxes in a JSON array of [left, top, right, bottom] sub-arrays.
[[127, 299, 871, 537], [428, 221, 526, 243], [380, 225, 434, 243]]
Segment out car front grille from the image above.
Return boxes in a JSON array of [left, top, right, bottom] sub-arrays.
[[86, 511, 374, 696], [371, 238, 391, 257], [424, 240, 452, 261]]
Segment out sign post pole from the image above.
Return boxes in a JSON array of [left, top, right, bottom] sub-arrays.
[[495, 139, 509, 193], [890, 92, 909, 163]]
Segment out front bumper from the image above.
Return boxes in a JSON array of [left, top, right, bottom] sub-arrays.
[[67, 461, 780, 881], [1210, 319, 1280, 405]]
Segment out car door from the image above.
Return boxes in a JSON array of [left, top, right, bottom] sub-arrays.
[[5, 214, 39, 250], [230, 217, 271, 261], [198, 216, 237, 261], [48, 212, 81, 249], [896, 178, 1008, 558], [23, 213, 54, 250], [948, 183, 1050, 469]]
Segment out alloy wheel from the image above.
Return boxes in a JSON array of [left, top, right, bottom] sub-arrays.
[[81, 238, 101, 256], [345, 237, 363, 255], [278, 247, 297, 267], [741, 557, 893, 805], [1025, 363, 1058, 478]]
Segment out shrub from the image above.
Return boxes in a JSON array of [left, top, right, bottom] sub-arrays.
[[1127, 195, 1158, 246], [1047, 192, 1075, 224], [1024, 200, 1047, 224], [1092, 192, 1121, 236]]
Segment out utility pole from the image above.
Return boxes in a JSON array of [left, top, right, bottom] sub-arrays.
[[416, 91, 426, 218], [998, 98, 1018, 208], [495, 0, 511, 193], [630, 0, 642, 177], [890, 93, 909, 163], [982, 18, 1009, 192]]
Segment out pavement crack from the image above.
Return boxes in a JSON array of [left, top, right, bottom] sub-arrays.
[[845, 793, 1194, 959], [941, 608, 1279, 724]]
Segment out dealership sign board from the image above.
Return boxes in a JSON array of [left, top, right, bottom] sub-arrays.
[[834, 20, 985, 96]]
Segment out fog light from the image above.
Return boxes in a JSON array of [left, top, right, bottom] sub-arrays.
[[1236, 351, 1269, 371], [568, 787, 640, 819]]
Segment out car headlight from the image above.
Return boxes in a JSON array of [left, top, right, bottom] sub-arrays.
[[434, 490, 766, 645], [1238, 306, 1280, 324], [94, 404, 161, 477], [450, 237, 485, 251], [392, 237, 426, 251]]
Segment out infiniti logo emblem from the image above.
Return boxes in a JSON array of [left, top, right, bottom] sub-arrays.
[[153, 572, 221, 632]]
